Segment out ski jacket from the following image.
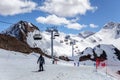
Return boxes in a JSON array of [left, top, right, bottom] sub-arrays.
[[37, 56, 45, 64]]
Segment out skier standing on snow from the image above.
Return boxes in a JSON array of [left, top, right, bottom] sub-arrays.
[[37, 54, 45, 71]]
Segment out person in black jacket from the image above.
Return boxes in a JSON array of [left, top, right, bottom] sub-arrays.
[[37, 54, 45, 71]]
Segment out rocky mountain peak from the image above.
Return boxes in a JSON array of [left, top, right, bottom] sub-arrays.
[[1, 20, 40, 42], [103, 22, 120, 29], [99, 22, 120, 39], [78, 31, 95, 38]]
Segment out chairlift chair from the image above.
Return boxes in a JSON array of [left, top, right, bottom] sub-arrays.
[[70, 41, 73, 45], [33, 34, 42, 40], [54, 32, 59, 37], [76, 46, 78, 48], [60, 40, 63, 43], [64, 39, 68, 42], [66, 42, 68, 45]]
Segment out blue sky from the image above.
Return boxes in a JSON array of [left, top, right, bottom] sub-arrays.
[[0, 0, 120, 34]]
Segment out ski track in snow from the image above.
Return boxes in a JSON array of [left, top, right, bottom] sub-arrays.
[[0, 49, 118, 80]]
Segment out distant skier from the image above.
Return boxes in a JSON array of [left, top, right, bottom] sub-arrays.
[[74, 56, 80, 67], [37, 54, 45, 71]]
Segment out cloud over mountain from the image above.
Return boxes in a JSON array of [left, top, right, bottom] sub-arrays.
[[39, 0, 97, 17], [89, 24, 98, 28], [36, 15, 86, 30], [36, 15, 70, 25]]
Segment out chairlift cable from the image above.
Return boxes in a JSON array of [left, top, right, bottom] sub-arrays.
[[0, 20, 13, 24]]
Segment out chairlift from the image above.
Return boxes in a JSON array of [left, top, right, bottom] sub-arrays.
[[54, 32, 59, 37], [66, 42, 68, 45], [65, 35, 70, 39], [70, 41, 75, 45], [76, 46, 78, 48], [70, 41, 73, 45], [33, 34, 42, 40], [60, 40, 63, 43], [64, 39, 68, 42]]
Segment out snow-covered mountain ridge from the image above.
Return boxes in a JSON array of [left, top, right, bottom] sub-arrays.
[[80, 44, 120, 62], [78, 31, 95, 38], [1, 21, 120, 57], [1, 21, 120, 79], [101, 22, 120, 39]]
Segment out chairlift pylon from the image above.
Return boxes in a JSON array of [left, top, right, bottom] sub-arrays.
[[53, 36, 55, 39]]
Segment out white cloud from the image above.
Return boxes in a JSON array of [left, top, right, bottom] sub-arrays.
[[36, 15, 86, 30], [36, 15, 70, 25], [39, 0, 97, 17], [70, 18, 79, 23], [67, 23, 86, 30], [89, 24, 98, 28], [0, 0, 37, 16]]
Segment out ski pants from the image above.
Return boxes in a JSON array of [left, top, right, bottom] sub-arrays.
[[39, 63, 44, 71]]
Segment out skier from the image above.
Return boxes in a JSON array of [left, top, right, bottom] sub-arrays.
[[37, 54, 45, 71]]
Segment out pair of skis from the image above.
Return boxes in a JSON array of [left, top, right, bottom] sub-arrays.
[[32, 70, 45, 72]]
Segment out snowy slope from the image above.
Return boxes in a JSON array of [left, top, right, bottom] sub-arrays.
[[0, 49, 118, 80], [78, 31, 95, 38], [27, 31, 74, 56], [1, 21, 120, 59], [1, 21, 120, 57], [0, 21, 120, 80], [1, 21, 120, 58], [80, 44, 120, 62], [79, 44, 120, 79], [83, 22, 120, 49]]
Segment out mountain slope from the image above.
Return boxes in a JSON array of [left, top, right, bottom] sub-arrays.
[[1, 21, 120, 57], [0, 33, 51, 58], [103, 22, 120, 39], [0, 21, 120, 79], [79, 44, 120, 79], [2, 20, 39, 42], [78, 31, 95, 38], [79, 44, 120, 62], [82, 22, 120, 50]]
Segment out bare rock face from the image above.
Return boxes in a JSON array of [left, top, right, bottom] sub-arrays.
[[0, 34, 32, 53], [2, 20, 39, 42]]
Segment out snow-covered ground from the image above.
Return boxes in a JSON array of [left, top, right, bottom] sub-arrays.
[[0, 49, 118, 80]]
